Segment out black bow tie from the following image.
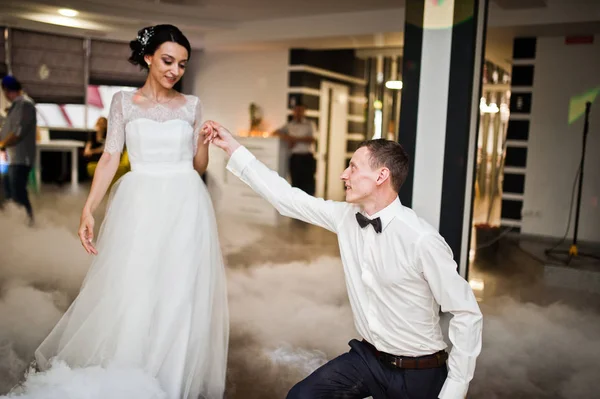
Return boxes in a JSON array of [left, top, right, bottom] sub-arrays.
[[355, 212, 382, 233]]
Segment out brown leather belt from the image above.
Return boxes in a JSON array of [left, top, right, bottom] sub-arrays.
[[362, 340, 448, 370]]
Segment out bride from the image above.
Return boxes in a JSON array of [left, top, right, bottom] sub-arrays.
[[9, 25, 229, 399]]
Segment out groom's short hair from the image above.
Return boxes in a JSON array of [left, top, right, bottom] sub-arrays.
[[358, 139, 409, 193]]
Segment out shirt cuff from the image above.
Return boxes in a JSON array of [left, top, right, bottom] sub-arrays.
[[226, 146, 256, 178], [438, 378, 468, 399]]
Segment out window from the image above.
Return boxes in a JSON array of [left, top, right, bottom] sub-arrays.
[[35, 84, 137, 129]]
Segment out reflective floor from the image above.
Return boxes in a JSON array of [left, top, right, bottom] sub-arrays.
[[1, 182, 599, 398]]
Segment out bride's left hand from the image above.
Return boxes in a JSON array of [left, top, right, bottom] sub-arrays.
[[203, 121, 240, 156]]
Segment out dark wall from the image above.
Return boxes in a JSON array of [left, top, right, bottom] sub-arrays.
[[290, 49, 365, 78]]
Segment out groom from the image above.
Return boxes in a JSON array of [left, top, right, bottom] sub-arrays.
[[204, 122, 482, 399]]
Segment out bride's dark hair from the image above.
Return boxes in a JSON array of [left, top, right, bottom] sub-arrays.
[[128, 25, 191, 70]]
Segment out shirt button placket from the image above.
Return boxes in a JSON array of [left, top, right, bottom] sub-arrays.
[[362, 229, 379, 338]]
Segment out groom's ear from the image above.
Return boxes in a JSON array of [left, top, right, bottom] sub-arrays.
[[376, 167, 391, 186]]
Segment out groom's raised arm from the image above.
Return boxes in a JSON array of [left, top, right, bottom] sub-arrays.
[[226, 146, 349, 233]]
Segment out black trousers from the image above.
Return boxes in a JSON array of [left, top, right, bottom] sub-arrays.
[[286, 339, 447, 399], [290, 153, 316, 196], [3, 164, 34, 219]]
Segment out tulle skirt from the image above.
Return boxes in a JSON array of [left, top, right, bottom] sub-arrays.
[[23, 167, 229, 399]]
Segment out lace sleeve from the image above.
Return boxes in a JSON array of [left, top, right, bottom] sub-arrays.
[[192, 97, 204, 156], [104, 91, 125, 154]]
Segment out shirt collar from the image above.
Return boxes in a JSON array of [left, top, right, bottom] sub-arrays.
[[362, 196, 403, 232]]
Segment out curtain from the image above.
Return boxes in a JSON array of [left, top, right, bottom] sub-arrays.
[[11, 29, 85, 104], [0, 27, 7, 78], [90, 40, 146, 87]]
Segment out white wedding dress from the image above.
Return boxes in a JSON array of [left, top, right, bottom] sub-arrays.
[[7, 91, 229, 399]]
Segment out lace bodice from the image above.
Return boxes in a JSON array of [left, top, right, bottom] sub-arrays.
[[104, 90, 203, 156]]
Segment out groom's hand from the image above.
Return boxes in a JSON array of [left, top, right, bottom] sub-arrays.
[[203, 121, 241, 156]]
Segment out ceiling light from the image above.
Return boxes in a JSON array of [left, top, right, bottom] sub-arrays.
[[24, 13, 104, 30], [385, 80, 403, 90], [47, 16, 82, 28], [58, 8, 79, 17]]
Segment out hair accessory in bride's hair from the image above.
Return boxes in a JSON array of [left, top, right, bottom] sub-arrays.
[[137, 27, 155, 55]]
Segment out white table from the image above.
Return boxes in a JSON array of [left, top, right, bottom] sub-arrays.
[[35, 140, 85, 190]]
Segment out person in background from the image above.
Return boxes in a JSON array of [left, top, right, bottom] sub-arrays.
[[0, 75, 37, 225], [83, 116, 107, 163], [0, 141, 7, 208], [273, 102, 317, 195]]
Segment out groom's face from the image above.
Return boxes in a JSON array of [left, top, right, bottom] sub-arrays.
[[341, 147, 380, 204]]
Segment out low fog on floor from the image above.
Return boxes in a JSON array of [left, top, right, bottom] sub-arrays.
[[0, 193, 599, 399]]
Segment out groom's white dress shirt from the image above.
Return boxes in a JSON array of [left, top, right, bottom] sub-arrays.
[[227, 146, 483, 399]]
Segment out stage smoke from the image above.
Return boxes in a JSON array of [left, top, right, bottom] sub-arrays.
[[1, 197, 598, 398]]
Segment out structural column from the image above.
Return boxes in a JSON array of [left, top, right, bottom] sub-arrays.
[[398, 0, 489, 278]]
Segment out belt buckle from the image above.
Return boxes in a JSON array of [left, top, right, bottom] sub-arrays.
[[434, 351, 447, 365], [392, 357, 402, 368]]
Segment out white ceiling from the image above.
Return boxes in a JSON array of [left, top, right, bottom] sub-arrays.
[[1, 0, 599, 70], [0, 0, 405, 38]]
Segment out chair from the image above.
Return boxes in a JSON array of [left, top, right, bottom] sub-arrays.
[[28, 167, 39, 194], [86, 150, 131, 186]]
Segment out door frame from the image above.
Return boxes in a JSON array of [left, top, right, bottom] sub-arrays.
[[317, 81, 349, 200]]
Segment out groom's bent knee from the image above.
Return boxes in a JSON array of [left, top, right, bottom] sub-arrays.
[[286, 381, 312, 399]]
